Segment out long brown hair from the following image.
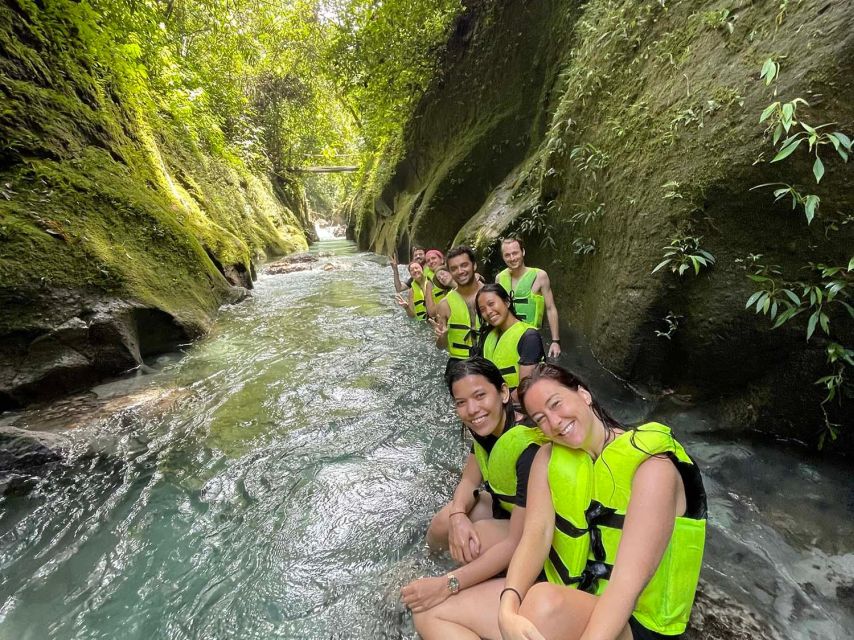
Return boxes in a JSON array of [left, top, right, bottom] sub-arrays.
[[517, 363, 623, 434]]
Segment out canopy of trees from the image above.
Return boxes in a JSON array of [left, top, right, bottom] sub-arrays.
[[87, 0, 461, 175]]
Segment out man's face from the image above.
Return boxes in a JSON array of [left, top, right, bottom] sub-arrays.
[[501, 241, 525, 270], [448, 254, 475, 287], [412, 249, 426, 265]]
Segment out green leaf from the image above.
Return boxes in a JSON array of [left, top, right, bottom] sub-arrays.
[[652, 259, 671, 273], [746, 291, 763, 309], [834, 131, 852, 149], [678, 263, 689, 276], [782, 289, 801, 305], [848, 257, 854, 271], [760, 102, 777, 123], [772, 138, 803, 162], [770, 300, 778, 318], [773, 123, 783, 145], [813, 156, 825, 183], [819, 312, 830, 334], [760, 58, 777, 84], [691, 256, 701, 274], [803, 195, 819, 224], [807, 312, 819, 340], [801, 121, 817, 135]]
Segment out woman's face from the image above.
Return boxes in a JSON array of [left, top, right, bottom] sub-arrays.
[[477, 291, 510, 327], [523, 378, 596, 449], [436, 270, 454, 288], [426, 253, 443, 269], [408, 262, 423, 279], [451, 374, 509, 437]]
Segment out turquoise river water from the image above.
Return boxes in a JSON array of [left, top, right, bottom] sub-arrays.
[[0, 240, 852, 639]]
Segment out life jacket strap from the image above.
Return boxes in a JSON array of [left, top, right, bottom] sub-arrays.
[[555, 513, 587, 538], [578, 559, 613, 592], [547, 547, 584, 587]]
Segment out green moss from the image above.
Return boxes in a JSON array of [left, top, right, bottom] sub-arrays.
[[0, 0, 308, 335]]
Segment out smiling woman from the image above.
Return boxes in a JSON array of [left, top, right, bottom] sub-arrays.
[[475, 284, 545, 399], [494, 363, 708, 640], [401, 357, 545, 639]]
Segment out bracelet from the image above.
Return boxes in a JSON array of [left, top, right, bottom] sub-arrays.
[[551, 339, 561, 344], [500, 587, 523, 604], [449, 511, 468, 518]]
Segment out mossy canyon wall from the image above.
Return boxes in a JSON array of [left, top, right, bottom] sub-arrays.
[[0, 0, 311, 408], [355, 0, 854, 449]]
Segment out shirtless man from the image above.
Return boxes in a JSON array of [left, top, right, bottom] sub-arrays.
[[495, 236, 562, 358], [431, 246, 483, 361]]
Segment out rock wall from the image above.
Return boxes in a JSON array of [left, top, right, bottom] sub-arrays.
[[356, 0, 854, 450], [0, 0, 310, 408]]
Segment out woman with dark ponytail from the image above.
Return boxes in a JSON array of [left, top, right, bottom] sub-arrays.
[[475, 284, 545, 401], [401, 357, 546, 639]]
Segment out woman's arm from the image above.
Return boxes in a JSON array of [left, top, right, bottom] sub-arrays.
[[578, 456, 683, 640], [431, 301, 451, 350], [425, 281, 438, 318], [498, 447, 556, 633], [447, 454, 485, 563]]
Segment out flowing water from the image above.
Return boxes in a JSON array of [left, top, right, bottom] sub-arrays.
[[1, 241, 852, 639]]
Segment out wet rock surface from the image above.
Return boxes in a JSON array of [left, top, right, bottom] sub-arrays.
[[264, 252, 319, 275], [686, 582, 782, 640], [0, 288, 196, 410]]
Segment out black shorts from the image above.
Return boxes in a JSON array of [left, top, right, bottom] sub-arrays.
[[629, 617, 682, 640]]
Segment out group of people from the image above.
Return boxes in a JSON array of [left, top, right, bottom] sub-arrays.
[[390, 238, 708, 640]]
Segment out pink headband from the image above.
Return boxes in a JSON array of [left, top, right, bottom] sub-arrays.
[[425, 249, 444, 260]]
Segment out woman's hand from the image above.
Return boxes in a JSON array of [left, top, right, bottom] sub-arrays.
[[499, 610, 546, 640], [400, 576, 450, 613], [395, 292, 409, 308], [390, 252, 399, 270], [428, 317, 448, 341], [447, 513, 480, 564]]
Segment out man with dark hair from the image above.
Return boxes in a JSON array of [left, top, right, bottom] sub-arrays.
[[391, 245, 427, 293], [496, 236, 562, 358], [431, 245, 483, 359]]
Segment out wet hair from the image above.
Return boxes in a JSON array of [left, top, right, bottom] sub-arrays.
[[474, 284, 519, 348], [446, 245, 476, 265], [408, 260, 423, 273], [501, 236, 525, 252], [444, 356, 505, 396], [411, 244, 425, 256], [518, 363, 623, 434]]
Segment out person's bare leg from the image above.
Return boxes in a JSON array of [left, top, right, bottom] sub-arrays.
[[471, 517, 511, 553], [413, 578, 504, 640], [520, 583, 633, 640], [426, 492, 494, 551]]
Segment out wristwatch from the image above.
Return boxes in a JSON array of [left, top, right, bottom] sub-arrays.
[[447, 574, 460, 595]]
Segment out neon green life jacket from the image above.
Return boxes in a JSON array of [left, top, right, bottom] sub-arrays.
[[545, 445, 594, 587], [472, 422, 546, 514], [584, 423, 707, 636], [423, 265, 435, 281], [446, 290, 480, 359], [410, 279, 427, 320], [430, 279, 450, 306], [497, 268, 545, 328], [481, 321, 537, 391]]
